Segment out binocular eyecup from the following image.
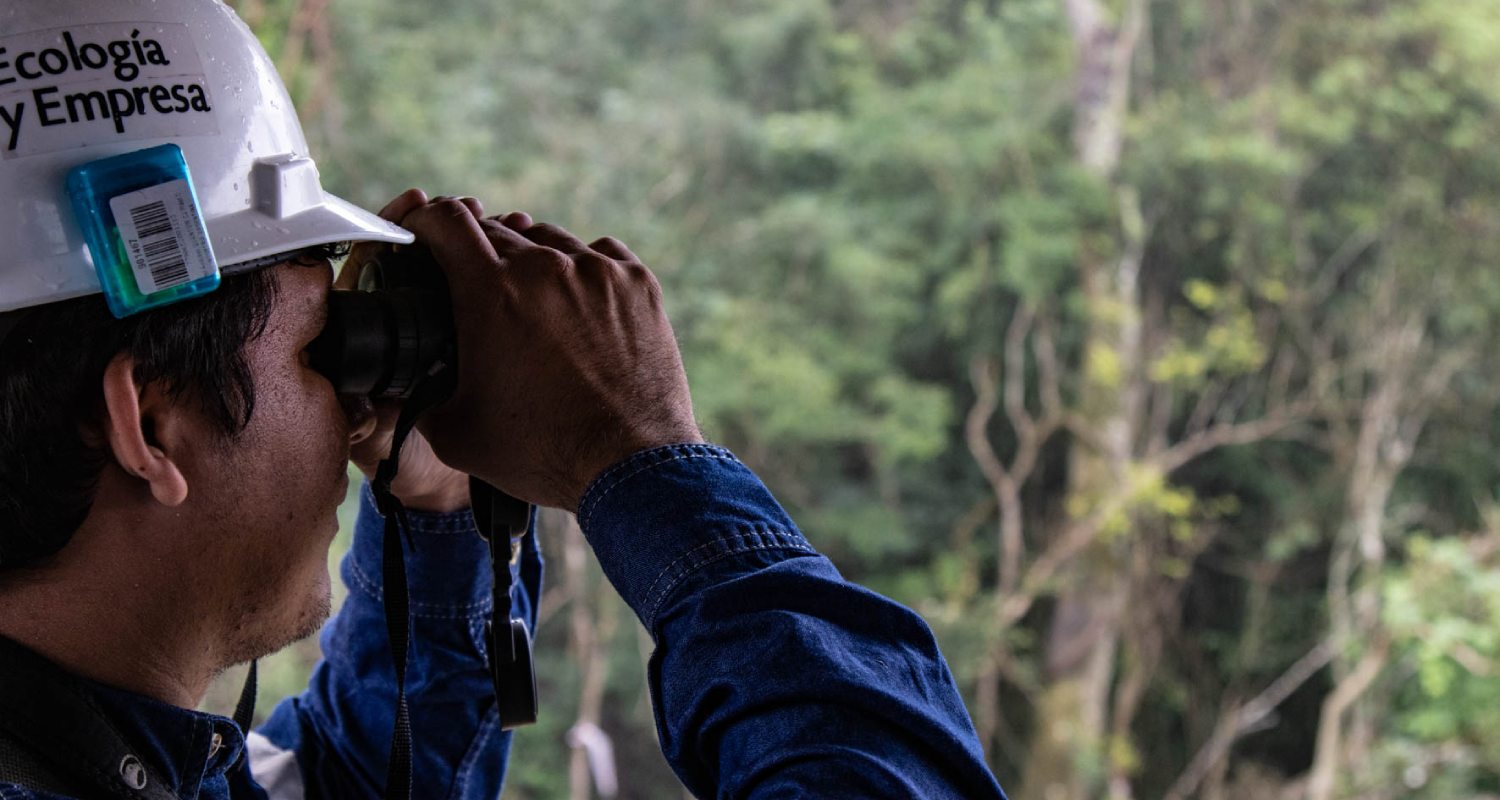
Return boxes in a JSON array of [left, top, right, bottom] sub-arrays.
[[306, 253, 455, 400]]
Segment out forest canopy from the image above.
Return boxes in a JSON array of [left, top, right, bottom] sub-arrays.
[[215, 1, 1500, 798]]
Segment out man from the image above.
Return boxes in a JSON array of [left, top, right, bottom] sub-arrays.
[[0, 1, 1006, 797]]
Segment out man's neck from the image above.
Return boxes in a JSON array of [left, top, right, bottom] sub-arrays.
[[0, 506, 221, 709]]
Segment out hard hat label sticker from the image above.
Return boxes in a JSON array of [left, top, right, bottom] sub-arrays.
[[109, 180, 215, 295], [66, 144, 222, 318], [0, 23, 217, 160]]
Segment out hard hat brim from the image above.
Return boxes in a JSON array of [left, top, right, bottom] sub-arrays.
[[210, 192, 415, 273]]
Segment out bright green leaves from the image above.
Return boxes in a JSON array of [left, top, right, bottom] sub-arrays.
[[1382, 534, 1500, 783], [1150, 281, 1266, 386]]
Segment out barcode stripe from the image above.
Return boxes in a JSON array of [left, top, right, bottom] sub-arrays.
[[131, 202, 172, 240], [128, 200, 190, 289]]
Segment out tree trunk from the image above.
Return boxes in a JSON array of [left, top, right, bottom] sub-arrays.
[[1019, 273, 1139, 797], [1022, 575, 1127, 799], [1019, 4, 1145, 798], [1307, 310, 1443, 800]]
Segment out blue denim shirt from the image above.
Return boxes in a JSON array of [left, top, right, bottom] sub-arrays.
[[0, 444, 1005, 798]]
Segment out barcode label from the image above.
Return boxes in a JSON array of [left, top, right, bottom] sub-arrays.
[[130, 202, 189, 287], [109, 180, 217, 295]]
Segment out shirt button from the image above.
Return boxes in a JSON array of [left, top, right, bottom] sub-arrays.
[[208, 731, 225, 761], [119, 754, 147, 789]]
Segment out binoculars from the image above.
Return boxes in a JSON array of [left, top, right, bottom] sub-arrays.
[[306, 246, 454, 400], [306, 248, 540, 731]]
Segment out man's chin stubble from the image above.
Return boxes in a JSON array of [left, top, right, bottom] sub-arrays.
[[227, 584, 334, 668]]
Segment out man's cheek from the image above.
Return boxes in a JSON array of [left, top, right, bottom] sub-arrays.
[[322, 398, 355, 486], [319, 381, 353, 440]]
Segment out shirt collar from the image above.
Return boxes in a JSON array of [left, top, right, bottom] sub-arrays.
[[80, 672, 248, 797]]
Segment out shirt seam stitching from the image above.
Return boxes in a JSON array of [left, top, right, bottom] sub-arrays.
[[583, 443, 718, 497], [640, 531, 815, 625], [361, 486, 479, 535], [579, 450, 738, 529], [345, 559, 495, 619], [446, 706, 500, 800]]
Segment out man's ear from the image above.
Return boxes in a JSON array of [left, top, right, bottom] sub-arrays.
[[101, 353, 189, 507]]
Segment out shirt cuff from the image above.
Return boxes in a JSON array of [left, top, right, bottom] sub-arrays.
[[345, 481, 495, 620], [577, 443, 819, 631]]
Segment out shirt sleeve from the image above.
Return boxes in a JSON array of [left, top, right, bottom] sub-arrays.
[[250, 482, 542, 800], [577, 443, 1006, 799]]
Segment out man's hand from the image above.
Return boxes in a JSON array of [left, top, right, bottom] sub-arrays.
[[337, 189, 472, 513], [399, 199, 703, 511]]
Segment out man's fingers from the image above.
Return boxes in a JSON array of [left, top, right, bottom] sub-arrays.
[[337, 189, 432, 289], [475, 215, 541, 252], [399, 199, 504, 280], [346, 202, 636, 299], [498, 211, 533, 231], [589, 236, 638, 262], [431, 195, 485, 218], [380, 188, 430, 220], [519, 221, 591, 255]]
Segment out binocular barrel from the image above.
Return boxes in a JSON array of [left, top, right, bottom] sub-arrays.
[[306, 256, 456, 400]]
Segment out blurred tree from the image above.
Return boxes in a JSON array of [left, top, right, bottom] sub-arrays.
[[218, 0, 1500, 797]]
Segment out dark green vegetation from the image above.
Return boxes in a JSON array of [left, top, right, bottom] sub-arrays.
[[209, 1, 1500, 797]]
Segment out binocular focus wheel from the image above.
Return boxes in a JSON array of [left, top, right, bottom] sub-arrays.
[[486, 618, 539, 730]]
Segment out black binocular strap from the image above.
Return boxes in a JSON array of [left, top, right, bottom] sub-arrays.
[[365, 364, 536, 800], [233, 660, 257, 735], [369, 383, 441, 800]]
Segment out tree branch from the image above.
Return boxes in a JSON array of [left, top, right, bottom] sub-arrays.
[[1036, 311, 1063, 421], [1307, 635, 1390, 800], [1183, 380, 1227, 441], [1308, 225, 1379, 309], [967, 356, 1011, 494], [969, 306, 1069, 600], [1164, 640, 1335, 800], [1004, 305, 1038, 434], [968, 356, 1026, 598], [998, 496, 1121, 627], [1156, 403, 1314, 474]]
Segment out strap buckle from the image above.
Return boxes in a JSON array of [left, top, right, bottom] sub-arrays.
[[470, 477, 540, 731], [485, 617, 539, 730]]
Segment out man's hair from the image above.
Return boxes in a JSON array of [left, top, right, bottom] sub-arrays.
[[0, 246, 345, 569]]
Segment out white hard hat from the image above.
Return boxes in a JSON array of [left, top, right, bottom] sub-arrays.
[[0, 0, 414, 313]]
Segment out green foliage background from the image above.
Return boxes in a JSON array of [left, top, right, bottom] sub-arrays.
[[207, 1, 1500, 797]]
